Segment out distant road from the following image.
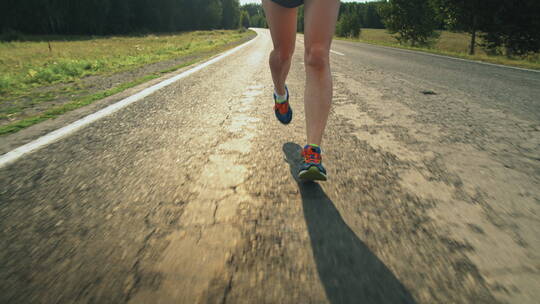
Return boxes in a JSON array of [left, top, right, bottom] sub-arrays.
[[1, 29, 539, 304]]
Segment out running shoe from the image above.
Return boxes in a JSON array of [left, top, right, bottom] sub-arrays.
[[298, 144, 327, 181], [274, 86, 293, 124]]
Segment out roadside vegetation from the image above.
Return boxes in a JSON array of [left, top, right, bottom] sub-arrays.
[[332, 0, 540, 70], [0, 0, 258, 135], [337, 29, 540, 70], [0, 30, 254, 135], [0, 30, 251, 99]]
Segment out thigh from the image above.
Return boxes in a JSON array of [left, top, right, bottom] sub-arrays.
[[303, 0, 340, 51], [263, 0, 298, 51]]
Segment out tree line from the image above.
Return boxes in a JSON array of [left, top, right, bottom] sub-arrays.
[[336, 1, 385, 38], [239, 3, 267, 29], [2, 0, 538, 57], [244, 0, 539, 57], [0, 0, 243, 36], [377, 0, 539, 56]]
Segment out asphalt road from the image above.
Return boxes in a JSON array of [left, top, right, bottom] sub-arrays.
[[331, 39, 540, 122], [1, 29, 539, 304]]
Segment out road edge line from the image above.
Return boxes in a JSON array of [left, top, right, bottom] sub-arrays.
[[0, 32, 259, 169], [336, 39, 539, 73], [330, 50, 345, 56]]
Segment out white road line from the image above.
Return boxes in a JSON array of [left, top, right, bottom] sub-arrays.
[[298, 37, 344, 56], [0, 34, 259, 168]]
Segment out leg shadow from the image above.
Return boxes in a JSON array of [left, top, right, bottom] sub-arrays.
[[283, 142, 416, 304]]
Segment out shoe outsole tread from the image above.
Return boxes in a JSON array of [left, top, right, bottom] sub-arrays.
[[298, 166, 327, 181]]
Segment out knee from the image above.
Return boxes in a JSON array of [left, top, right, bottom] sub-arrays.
[[272, 46, 294, 63], [304, 44, 329, 70]]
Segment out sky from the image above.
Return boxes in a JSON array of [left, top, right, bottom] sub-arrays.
[[239, 0, 374, 4]]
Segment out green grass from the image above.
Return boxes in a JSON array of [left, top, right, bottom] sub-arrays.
[[338, 29, 540, 70], [0, 74, 154, 135], [0, 30, 255, 135], [0, 60, 203, 136], [0, 30, 253, 99]]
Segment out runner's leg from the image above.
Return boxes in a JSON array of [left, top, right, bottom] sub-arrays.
[[303, 0, 340, 146], [262, 0, 298, 96]]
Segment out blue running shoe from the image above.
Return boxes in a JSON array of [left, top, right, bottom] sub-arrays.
[[274, 86, 293, 124], [298, 145, 327, 181]]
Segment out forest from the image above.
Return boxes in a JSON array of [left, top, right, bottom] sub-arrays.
[[335, 0, 540, 56], [1, 0, 539, 56], [0, 0, 242, 35]]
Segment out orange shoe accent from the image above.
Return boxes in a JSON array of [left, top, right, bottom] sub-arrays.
[[301, 146, 322, 165], [274, 101, 289, 115]]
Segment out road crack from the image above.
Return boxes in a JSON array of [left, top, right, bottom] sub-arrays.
[[124, 228, 157, 302]]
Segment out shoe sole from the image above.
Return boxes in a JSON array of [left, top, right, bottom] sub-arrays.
[[298, 166, 327, 181], [275, 108, 293, 124]]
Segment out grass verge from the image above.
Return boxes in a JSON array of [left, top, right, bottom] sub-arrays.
[[0, 59, 202, 136], [0, 74, 156, 135], [0, 30, 255, 135], [0, 30, 253, 98], [336, 29, 540, 70]]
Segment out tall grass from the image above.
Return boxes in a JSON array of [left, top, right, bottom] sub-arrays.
[[0, 30, 251, 98], [0, 74, 12, 94]]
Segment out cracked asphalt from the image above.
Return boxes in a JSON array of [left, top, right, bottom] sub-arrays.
[[1, 29, 539, 304]]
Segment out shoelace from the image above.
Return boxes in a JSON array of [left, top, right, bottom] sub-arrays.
[[302, 147, 321, 164]]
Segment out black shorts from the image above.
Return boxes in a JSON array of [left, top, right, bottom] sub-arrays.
[[271, 0, 304, 8]]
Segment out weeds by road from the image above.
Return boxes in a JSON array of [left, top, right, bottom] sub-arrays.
[[337, 29, 540, 70], [0, 30, 255, 135]]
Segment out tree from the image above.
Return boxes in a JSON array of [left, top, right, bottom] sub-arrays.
[[240, 3, 267, 29], [221, 0, 240, 29], [433, 0, 484, 55], [250, 15, 267, 28], [108, 0, 135, 34], [241, 4, 263, 18], [379, 0, 440, 46], [1, 0, 250, 36], [363, 3, 384, 29], [239, 10, 250, 29], [480, 0, 540, 56], [336, 12, 361, 38]]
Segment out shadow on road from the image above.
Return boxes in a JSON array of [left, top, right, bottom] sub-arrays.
[[283, 142, 416, 304]]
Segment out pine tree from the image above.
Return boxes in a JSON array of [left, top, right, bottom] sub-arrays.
[[336, 12, 361, 38], [379, 0, 440, 46], [481, 0, 540, 56], [221, 0, 240, 29], [239, 11, 250, 29], [433, 0, 484, 54]]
